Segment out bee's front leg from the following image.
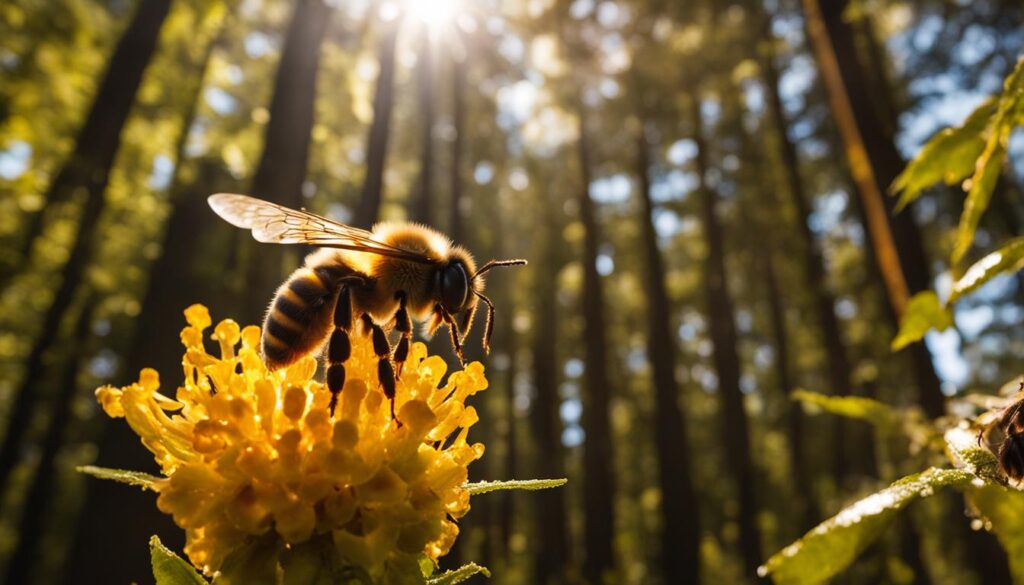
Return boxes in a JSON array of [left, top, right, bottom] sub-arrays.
[[361, 313, 399, 424]]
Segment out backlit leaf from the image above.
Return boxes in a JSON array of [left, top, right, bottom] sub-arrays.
[[950, 237, 1024, 303], [151, 536, 208, 585], [792, 390, 898, 430], [891, 291, 953, 351], [760, 468, 974, 585]]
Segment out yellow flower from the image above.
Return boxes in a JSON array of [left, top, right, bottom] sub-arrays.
[[96, 304, 487, 581]]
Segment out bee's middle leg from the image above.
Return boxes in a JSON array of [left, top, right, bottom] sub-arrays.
[[361, 313, 398, 423]]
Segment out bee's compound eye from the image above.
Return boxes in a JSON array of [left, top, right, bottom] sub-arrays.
[[439, 262, 469, 313]]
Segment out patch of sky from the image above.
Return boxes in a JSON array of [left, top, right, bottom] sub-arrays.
[[225, 65, 244, 85], [570, 0, 593, 19], [700, 99, 721, 127], [740, 374, 757, 394], [753, 345, 774, 369], [779, 55, 814, 117], [626, 347, 647, 373], [560, 398, 582, 424], [496, 79, 536, 130], [591, 174, 632, 204], [596, 253, 614, 276], [562, 425, 585, 448], [667, 139, 697, 166], [147, 154, 174, 190], [498, 34, 525, 63], [653, 210, 681, 239], [0, 141, 31, 179], [244, 31, 274, 59], [564, 358, 584, 379], [205, 87, 237, 115], [836, 298, 857, 320], [735, 309, 752, 333], [925, 328, 968, 389], [474, 161, 494, 185], [807, 189, 847, 235], [743, 82, 765, 115]]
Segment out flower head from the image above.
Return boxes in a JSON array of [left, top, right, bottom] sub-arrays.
[[96, 304, 487, 581]]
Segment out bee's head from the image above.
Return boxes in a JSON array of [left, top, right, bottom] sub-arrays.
[[436, 256, 473, 315], [430, 249, 527, 357]]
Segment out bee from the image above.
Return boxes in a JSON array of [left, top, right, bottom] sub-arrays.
[[208, 193, 526, 418], [977, 381, 1024, 482]]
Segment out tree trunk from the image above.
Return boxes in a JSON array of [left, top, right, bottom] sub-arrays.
[[352, 15, 400, 229], [66, 34, 223, 582], [575, 112, 617, 585], [803, 0, 944, 418], [242, 0, 334, 324], [449, 49, 466, 240], [13, 0, 172, 274], [529, 185, 570, 584], [0, 0, 172, 494], [686, 102, 765, 581], [755, 6, 862, 484], [5, 293, 97, 585], [634, 127, 701, 585], [410, 25, 435, 226]]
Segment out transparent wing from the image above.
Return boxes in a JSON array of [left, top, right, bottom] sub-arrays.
[[208, 193, 436, 264]]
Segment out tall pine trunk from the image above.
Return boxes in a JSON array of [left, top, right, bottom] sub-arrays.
[[575, 111, 616, 585], [754, 6, 861, 484], [633, 126, 701, 585], [0, 0, 172, 495], [242, 0, 334, 324], [686, 101, 764, 580], [67, 29, 225, 580], [13, 0, 172, 272], [353, 15, 400, 229], [802, 0, 943, 417], [5, 293, 97, 584], [529, 182, 570, 584]]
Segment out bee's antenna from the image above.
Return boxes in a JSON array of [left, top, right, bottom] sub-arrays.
[[473, 290, 496, 354], [471, 259, 527, 281]]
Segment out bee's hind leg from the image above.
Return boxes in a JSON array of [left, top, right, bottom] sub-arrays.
[[361, 313, 399, 424]]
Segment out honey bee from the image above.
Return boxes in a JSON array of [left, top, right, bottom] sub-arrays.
[[978, 384, 1024, 482], [208, 193, 526, 418]]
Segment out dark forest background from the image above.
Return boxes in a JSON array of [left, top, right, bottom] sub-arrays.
[[1, 0, 1023, 583]]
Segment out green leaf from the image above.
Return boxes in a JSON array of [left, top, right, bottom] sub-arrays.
[[78, 465, 161, 491], [891, 292, 953, 350], [151, 536, 208, 585], [426, 563, 491, 585], [950, 237, 1024, 303], [891, 98, 995, 212], [951, 58, 1024, 267], [465, 478, 568, 495], [967, 484, 1024, 585], [212, 535, 281, 585], [944, 426, 1003, 482], [760, 468, 974, 585], [791, 390, 898, 429]]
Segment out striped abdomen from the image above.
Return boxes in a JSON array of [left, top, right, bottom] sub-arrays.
[[262, 264, 352, 369]]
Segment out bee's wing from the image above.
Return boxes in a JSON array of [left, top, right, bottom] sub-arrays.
[[208, 193, 436, 264]]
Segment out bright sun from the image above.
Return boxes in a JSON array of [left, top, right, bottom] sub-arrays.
[[406, 0, 458, 30]]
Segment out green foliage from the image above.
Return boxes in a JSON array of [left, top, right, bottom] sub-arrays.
[[890, 291, 953, 350], [464, 478, 568, 495], [426, 563, 492, 585], [150, 536, 208, 585], [791, 389, 898, 430], [950, 237, 1024, 303], [890, 98, 995, 212], [951, 58, 1024, 267], [968, 485, 1024, 584], [760, 468, 974, 585], [77, 465, 160, 490]]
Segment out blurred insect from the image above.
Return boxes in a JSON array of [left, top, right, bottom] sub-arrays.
[[977, 381, 1024, 482], [208, 193, 526, 418]]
